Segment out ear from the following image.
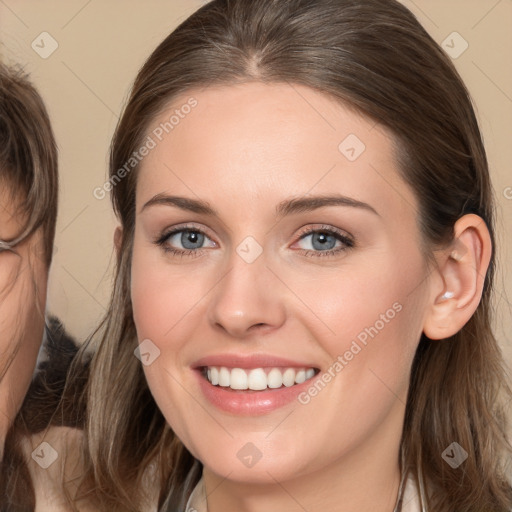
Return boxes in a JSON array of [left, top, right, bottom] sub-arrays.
[[114, 226, 123, 257], [422, 214, 492, 340]]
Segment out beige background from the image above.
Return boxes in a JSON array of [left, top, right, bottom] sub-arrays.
[[0, 1, 511, 369]]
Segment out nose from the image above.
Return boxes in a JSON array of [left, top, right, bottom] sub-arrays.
[[206, 246, 286, 339]]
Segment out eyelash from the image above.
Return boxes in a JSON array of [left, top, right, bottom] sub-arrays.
[[154, 223, 355, 259]]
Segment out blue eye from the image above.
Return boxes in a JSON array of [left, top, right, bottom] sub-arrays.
[[299, 231, 338, 251], [156, 226, 215, 258], [294, 226, 354, 258], [155, 224, 354, 259], [168, 230, 205, 250]]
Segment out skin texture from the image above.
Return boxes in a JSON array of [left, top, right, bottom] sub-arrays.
[[0, 187, 48, 457], [129, 82, 491, 512]]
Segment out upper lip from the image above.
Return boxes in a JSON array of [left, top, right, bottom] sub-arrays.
[[192, 353, 319, 370]]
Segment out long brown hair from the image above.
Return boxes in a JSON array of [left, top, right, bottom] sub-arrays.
[[73, 0, 512, 510]]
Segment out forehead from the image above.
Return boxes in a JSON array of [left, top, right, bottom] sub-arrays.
[[136, 81, 417, 223]]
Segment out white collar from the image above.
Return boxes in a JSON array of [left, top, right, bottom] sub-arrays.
[[185, 475, 207, 512], [185, 472, 425, 512]]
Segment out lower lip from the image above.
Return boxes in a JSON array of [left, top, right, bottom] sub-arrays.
[[194, 369, 317, 415]]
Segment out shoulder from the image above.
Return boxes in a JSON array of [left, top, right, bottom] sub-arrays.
[[24, 317, 94, 510], [22, 315, 90, 432], [1, 316, 93, 511], [21, 427, 88, 512]]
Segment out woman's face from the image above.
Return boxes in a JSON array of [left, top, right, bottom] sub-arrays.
[[131, 82, 433, 483], [0, 188, 48, 451]]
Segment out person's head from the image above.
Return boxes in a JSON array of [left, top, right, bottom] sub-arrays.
[[82, 0, 511, 510], [0, 62, 58, 454]]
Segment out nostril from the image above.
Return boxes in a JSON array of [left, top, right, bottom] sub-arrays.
[[249, 323, 269, 332]]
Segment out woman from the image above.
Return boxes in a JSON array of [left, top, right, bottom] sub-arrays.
[[64, 0, 512, 510]]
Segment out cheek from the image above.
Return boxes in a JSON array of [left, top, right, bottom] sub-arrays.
[[0, 261, 47, 438], [131, 246, 210, 344], [289, 253, 424, 344], [286, 250, 427, 402]]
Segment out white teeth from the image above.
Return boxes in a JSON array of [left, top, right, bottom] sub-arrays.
[[219, 367, 230, 387], [248, 369, 267, 390], [282, 368, 295, 387], [267, 368, 283, 389], [204, 366, 317, 391], [295, 369, 306, 384], [230, 368, 248, 390]]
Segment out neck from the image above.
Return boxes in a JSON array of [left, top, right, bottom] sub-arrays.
[[203, 413, 404, 512]]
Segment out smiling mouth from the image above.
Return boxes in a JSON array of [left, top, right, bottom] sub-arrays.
[[200, 366, 320, 391]]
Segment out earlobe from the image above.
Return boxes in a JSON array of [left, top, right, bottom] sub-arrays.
[[423, 214, 492, 340]]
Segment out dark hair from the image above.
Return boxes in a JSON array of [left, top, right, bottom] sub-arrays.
[[69, 0, 512, 510]]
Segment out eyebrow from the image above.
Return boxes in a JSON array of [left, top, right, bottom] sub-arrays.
[[141, 193, 380, 217]]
